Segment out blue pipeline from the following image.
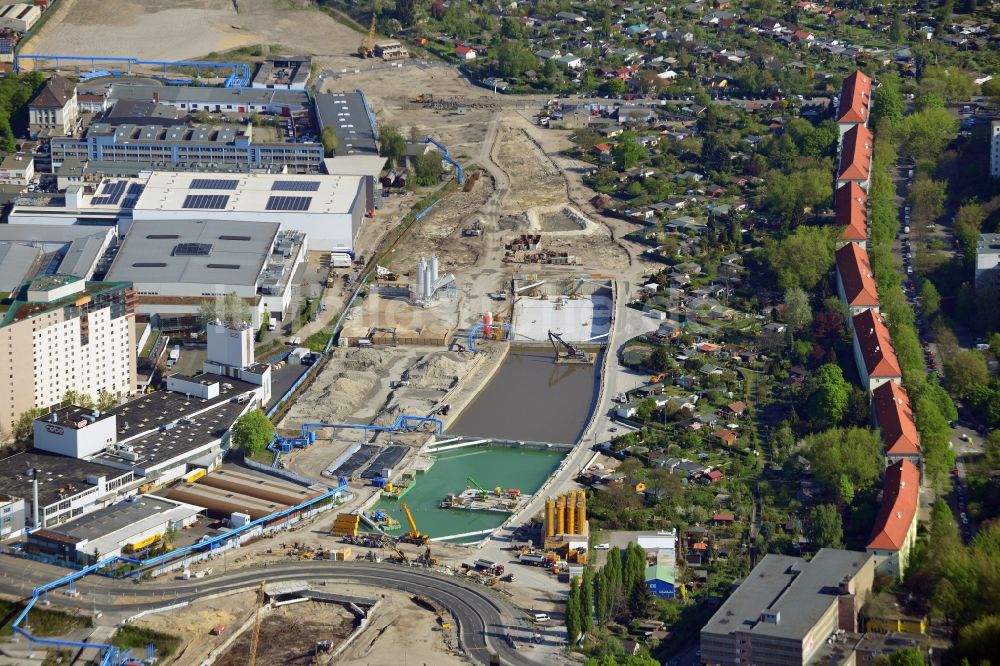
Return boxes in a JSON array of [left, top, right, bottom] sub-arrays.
[[467, 321, 513, 352], [268, 415, 445, 454], [15, 55, 250, 87], [420, 137, 463, 184], [13, 480, 347, 661]]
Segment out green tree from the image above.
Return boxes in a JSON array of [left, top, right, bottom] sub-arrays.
[[379, 125, 406, 167], [61, 389, 95, 409], [321, 126, 338, 157], [599, 78, 628, 97], [635, 397, 656, 422], [914, 396, 956, 491], [804, 427, 883, 500], [395, 0, 416, 27], [805, 503, 843, 548], [649, 346, 671, 373], [944, 351, 989, 400], [594, 568, 610, 623], [918, 280, 941, 320], [580, 568, 594, 635], [232, 409, 275, 458], [566, 577, 582, 645], [765, 225, 838, 290], [199, 292, 252, 327], [613, 132, 645, 170], [781, 287, 813, 333], [12, 407, 46, 442], [873, 648, 926, 666], [900, 107, 958, 162], [623, 542, 646, 599], [628, 578, 651, 618], [807, 364, 851, 428], [413, 150, 443, 186], [872, 74, 904, 127], [762, 168, 833, 224], [96, 390, 118, 411], [496, 40, 536, 78]]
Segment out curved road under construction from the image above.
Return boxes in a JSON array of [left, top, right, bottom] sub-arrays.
[[0, 562, 541, 666]]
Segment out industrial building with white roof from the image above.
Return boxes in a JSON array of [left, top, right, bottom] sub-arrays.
[[130, 171, 365, 253], [105, 218, 305, 328]]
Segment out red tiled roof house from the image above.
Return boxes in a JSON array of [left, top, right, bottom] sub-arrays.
[[835, 243, 879, 320], [866, 460, 919, 579], [851, 309, 902, 391]]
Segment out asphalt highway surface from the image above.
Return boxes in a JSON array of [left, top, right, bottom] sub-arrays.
[[0, 561, 542, 666]]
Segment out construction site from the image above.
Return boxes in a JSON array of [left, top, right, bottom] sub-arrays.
[[1, 3, 675, 661]]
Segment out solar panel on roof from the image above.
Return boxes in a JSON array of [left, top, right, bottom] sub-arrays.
[[271, 180, 320, 192], [182, 194, 229, 209], [265, 195, 312, 211], [190, 178, 239, 190], [173, 243, 213, 256]]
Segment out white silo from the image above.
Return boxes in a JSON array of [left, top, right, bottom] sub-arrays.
[[423, 262, 434, 300], [430, 255, 439, 284], [416, 256, 426, 301]]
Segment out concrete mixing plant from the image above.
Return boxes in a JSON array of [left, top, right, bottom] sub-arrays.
[[410, 255, 456, 306]]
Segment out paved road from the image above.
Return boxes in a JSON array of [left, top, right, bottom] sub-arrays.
[[0, 561, 541, 666]]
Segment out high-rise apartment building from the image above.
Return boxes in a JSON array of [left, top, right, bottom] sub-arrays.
[[991, 120, 1000, 178], [0, 275, 136, 433]]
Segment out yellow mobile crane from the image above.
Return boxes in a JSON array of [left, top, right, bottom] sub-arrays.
[[248, 580, 265, 666], [400, 502, 429, 545], [358, 14, 376, 58]]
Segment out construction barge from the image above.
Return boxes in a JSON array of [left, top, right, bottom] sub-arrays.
[[440, 484, 528, 513]]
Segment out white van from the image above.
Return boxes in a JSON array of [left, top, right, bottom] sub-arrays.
[[533, 613, 550, 623], [268, 317, 277, 331]]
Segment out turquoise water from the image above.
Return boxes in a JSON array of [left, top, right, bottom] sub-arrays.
[[373, 445, 566, 543]]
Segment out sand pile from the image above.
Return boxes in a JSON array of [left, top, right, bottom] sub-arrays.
[[407, 352, 472, 389]]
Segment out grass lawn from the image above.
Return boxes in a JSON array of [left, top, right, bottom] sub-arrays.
[[0, 600, 91, 637], [113, 625, 181, 660]]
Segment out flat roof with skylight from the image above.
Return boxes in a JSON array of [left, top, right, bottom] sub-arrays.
[[105, 218, 280, 288], [132, 171, 363, 215]]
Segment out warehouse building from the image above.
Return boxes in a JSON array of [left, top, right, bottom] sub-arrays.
[[168, 468, 325, 520], [105, 219, 305, 329], [0, 242, 44, 293], [0, 451, 137, 529], [7, 178, 145, 228], [0, 494, 27, 539], [26, 495, 201, 564], [0, 225, 116, 280], [251, 56, 311, 90], [130, 171, 365, 253], [28, 371, 264, 487], [701, 549, 875, 666], [51, 122, 323, 172], [314, 92, 379, 156], [0, 3, 40, 33]]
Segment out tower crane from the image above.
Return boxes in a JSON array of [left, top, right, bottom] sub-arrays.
[[247, 580, 265, 666], [400, 502, 429, 545], [548, 330, 587, 362], [358, 14, 376, 58]]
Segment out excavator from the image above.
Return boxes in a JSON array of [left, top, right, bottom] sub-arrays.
[[400, 502, 429, 545], [358, 14, 376, 58], [548, 330, 588, 362]]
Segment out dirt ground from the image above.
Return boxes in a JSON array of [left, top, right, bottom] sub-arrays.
[[279, 347, 478, 432], [216, 599, 355, 666], [337, 589, 464, 666], [132, 590, 256, 666], [22, 0, 362, 63]]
